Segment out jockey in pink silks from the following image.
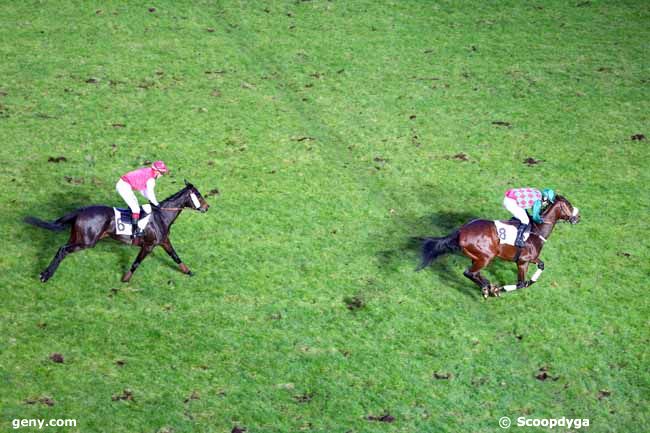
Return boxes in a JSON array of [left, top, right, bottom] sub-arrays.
[[116, 161, 169, 237], [503, 187, 556, 247]]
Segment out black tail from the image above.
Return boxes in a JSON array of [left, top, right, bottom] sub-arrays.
[[24, 210, 80, 232], [416, 231, 460, 271]]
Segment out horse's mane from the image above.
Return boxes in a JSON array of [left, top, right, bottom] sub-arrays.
[[161, 184, 193, 204], [541, 195, 567, 216]]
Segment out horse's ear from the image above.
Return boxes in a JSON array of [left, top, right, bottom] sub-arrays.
[[184, 179, 189, 186]]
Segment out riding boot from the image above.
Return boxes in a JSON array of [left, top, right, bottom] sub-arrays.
[[515, 222, 527, 247], [131, 215, 143, 239]]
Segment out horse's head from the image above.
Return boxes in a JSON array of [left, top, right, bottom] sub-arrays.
[[544, 195, 580, 225], [181, 179, 211, 213]]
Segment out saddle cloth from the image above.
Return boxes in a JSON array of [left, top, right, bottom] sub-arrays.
[[114, 204, 153, 236], [494, 220, 530, 245]]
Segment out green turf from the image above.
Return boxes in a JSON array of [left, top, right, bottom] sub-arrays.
[[1, 1, 648, 432]]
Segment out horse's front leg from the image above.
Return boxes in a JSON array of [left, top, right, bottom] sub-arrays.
[[526, 259, 544, 287], [160, 237, 193, 276], [122, 245, 153, 282], [516, 261, 530, 289]]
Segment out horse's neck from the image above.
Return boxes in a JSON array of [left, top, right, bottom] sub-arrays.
[[159, 194, 186, 227], [160, 208, 183, 228], [534, 208, 560, 239]]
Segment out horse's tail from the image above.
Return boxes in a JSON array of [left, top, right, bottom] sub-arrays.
[[416, 230, 460, 271], [24, 210, 80, 232]]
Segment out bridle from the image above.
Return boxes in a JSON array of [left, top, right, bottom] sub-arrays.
[[157, 190, 203, 212], [538, 199, 579, 226]]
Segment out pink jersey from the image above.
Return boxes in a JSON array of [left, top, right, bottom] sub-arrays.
[[120, 167, 159, 191], [505, 187, 542, 209]]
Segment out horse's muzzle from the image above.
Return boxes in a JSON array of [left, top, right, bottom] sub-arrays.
[[569, 206, 580, 224], [199, 205, 209, 213]]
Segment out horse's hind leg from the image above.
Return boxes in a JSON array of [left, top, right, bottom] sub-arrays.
[[463, 258, 495, 298], [122, 245, 153, 283], [40, 243, 84, 282], [40, 219, 104, 282]]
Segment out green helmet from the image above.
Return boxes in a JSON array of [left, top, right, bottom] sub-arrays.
[[542, 188, 556, 203]]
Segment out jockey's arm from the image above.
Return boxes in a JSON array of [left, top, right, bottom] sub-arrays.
[[531, 200, 543, 223], [143, 178, 159, 206]]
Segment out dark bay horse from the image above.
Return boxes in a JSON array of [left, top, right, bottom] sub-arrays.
[[417, 196, 580, 297], [25, 181, 212, 283]]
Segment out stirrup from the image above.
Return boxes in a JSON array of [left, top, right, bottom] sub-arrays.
[[131, 221, 143, 238], [514, 223, 527, 247]]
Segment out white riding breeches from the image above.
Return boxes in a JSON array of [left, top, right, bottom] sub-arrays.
[[116, 179, 141, 214], [503, 196, 530, 225]]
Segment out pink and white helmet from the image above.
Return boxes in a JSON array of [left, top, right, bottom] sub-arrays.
[[152, 160, 169, 174]]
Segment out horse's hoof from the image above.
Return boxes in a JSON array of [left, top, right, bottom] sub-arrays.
[[40, 272, 49, 283], [121, 272, 132, 283], [187, 271, 194, 277]]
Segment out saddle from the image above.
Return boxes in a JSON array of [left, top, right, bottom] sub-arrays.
[[114, 204, 153, 236], [494, 219, 531, 245]]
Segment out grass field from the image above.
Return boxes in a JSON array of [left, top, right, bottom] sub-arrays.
[[1, 1, 649, 432]]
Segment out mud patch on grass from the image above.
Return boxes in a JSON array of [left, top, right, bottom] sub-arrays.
[[443, 152, 469, 162], [64, 176, 84, 184], [25, 396, 55, 406], [112, 389, 134, 401], [535, 366, 559, 381], [597, 390, 611, 400], [293, 392, 313, 403], [49, 353, 64, 363], [184, 390, 200, 403], [367, 412, 395, 423], [523, 157, 543, 165], [344, 295, 365, 311]]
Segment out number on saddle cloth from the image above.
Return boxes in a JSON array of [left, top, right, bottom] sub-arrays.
[[494, 220, 531, 246], [114, 204, 153, 235]]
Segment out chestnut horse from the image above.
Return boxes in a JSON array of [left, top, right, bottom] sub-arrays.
[[25, 181, 212, 283], [417, 196, 580, 297]]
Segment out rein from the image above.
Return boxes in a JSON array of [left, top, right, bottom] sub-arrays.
[[156, 187, 203, 212], [533, 233, 547, 243], [532, 200, 571, 242]]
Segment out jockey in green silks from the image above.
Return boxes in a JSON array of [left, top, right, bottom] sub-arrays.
[[503, 187, 556, 247]]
